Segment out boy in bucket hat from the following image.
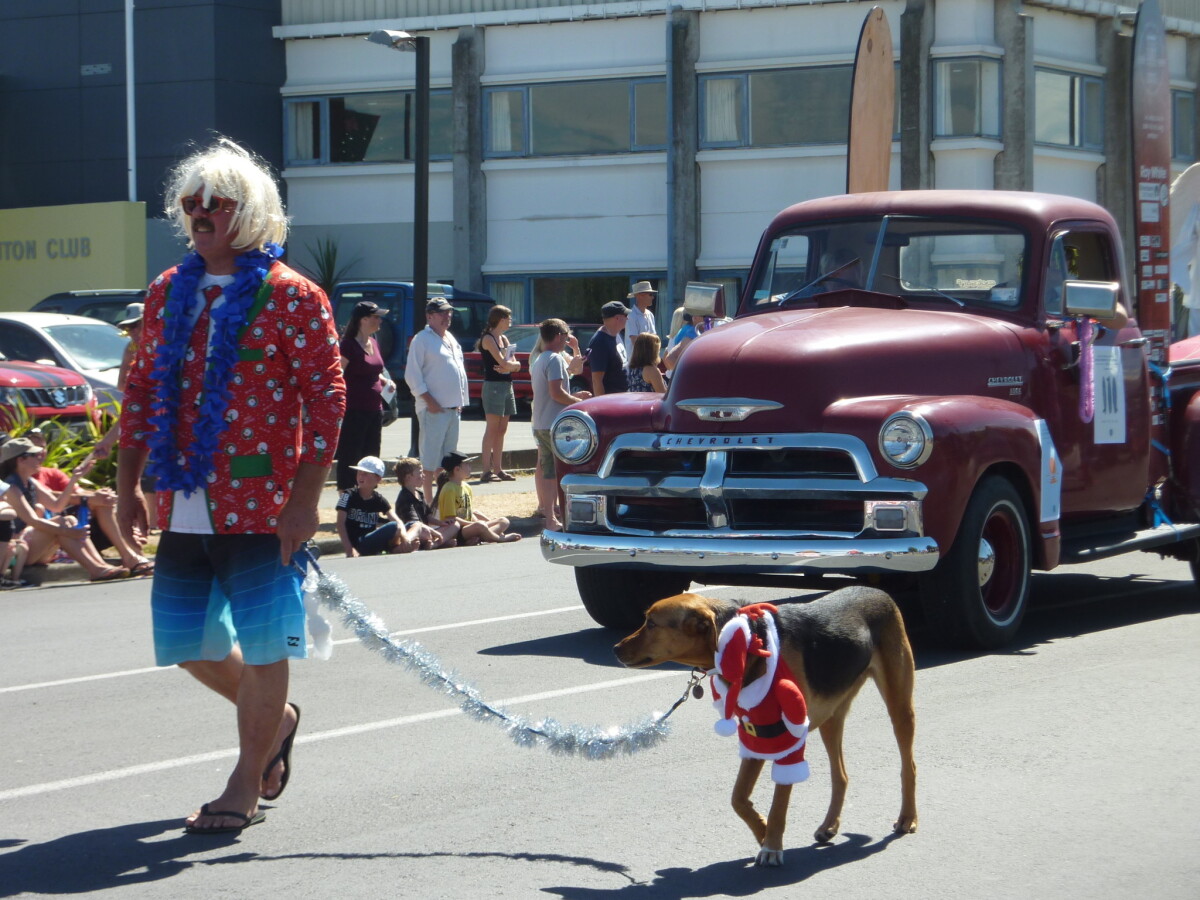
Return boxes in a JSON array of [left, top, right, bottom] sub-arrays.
[[335, 456, 407, 557]]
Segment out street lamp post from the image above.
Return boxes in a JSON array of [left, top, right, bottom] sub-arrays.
[[366, 30, 430, 313]]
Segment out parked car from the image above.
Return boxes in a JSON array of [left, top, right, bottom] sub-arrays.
[[0, 351, 95, 432], [0, 313, 128, 407], [329, 281, 495, 413], [464, 323, 599, 413], [30, 288, 147, 325]]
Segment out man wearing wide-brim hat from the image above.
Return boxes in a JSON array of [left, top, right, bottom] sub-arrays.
[[624, 279, 658, 359]]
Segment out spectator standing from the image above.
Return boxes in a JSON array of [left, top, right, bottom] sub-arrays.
[[335, 300, 394, 490], [477, 305, 520, 483], [405, 297, 469, 502], [588, 300, 631, 396], [623, 280, 658, 359], [435, 451, 522, 544], [627, 333, 667, 393], [531, 319, 591, 531], [117, 138, 345, 836], [335, 456, 407, 556]]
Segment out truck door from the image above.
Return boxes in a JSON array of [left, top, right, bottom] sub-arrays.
[[1043, 229, 1151, 515]]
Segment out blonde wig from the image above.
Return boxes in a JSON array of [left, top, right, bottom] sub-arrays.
[[164, 137, 288, 251]]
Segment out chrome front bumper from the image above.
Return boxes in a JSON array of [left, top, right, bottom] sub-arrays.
[[541, 531, 940, 574]]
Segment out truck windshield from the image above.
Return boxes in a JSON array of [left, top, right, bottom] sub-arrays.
[[748, 216, 1028, 312]]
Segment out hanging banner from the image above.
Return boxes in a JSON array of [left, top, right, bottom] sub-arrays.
[[1132, 0, 1171, 365], [846, 6, 894, 194]]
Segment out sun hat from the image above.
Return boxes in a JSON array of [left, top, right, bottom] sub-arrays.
[[627, 280, 658, 297], [118, 302, 145, 329], [0, 437, 38, 465], [349, 456, 386, 478]]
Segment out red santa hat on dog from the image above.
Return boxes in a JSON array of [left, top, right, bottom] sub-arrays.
[[711, 604, 780, 736]]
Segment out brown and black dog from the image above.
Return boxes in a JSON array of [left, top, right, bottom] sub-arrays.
[[615, 586, 917, 865]]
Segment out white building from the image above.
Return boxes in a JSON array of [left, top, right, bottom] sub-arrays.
[[275, 0, 1200, 324]]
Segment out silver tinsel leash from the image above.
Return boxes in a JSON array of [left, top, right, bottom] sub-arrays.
[[298, 549, 703, 759]]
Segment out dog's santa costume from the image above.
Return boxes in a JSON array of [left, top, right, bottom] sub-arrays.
[[710, 603, 810, 785]]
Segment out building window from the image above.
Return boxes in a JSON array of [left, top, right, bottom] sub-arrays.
[[1034, 68, 1104, 149], [934, 58, 1001, 138], [1173, 90, 1196, 161], [700, 65, 856, 148], [284, 90, 452, 166], [483, 78, 667, 158]]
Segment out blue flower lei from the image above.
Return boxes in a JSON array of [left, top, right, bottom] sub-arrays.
[[145, 243, 283, 496]]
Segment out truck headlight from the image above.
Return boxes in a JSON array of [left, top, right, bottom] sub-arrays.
[[879, 412, 933, 468], [552, 411, 598, 464]]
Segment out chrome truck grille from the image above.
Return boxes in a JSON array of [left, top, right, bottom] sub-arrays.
[[559, 433, 927, 539]]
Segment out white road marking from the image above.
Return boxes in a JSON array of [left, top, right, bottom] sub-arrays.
[[0, 669, 684, 801], [0, 605, 584, 695]]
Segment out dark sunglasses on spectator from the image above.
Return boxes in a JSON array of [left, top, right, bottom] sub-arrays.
[[19, 452, 44, 460], [181, 194, 237, 215]]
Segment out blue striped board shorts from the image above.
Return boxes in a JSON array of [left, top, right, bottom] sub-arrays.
[[150, 532, 307, 667]]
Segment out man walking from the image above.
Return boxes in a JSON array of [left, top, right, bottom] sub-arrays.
[[588, 300, 631, 396], [117, 138, 345, 835], [623, 279, 658, 358], [530, 319, 590, 530], [405, 297, 469, 499]]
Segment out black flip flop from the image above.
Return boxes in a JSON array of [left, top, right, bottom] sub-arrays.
[[184, 803, 266, 835], [260, 702, 300, 801]]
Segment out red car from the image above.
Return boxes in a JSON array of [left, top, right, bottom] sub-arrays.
[[0, 353, 95, 432], [465, 324, 599, 412]]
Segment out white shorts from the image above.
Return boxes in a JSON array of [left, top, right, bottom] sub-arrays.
[[417, 407, 461, 470]]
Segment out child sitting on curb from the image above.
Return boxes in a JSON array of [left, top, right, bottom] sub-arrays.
[[393, 456, 458, 551], [435, 451, 522, 545], [336, 456, 408, 557]]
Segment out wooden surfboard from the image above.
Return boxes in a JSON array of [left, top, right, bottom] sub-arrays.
[[847, 6, 895, 194]]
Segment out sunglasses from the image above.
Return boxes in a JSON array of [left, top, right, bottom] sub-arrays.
[[19, 452, 44, 460], [181, 194, 237, 215]]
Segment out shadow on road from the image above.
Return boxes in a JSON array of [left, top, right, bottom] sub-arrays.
[[478, 627, 634, 668], [544, 831, 905, 898]]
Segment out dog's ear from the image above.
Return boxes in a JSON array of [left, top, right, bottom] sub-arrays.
[[686, 601, 720, 653]]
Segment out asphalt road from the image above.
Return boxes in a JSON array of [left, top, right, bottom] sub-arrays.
[[2, 543, 1199, 898]]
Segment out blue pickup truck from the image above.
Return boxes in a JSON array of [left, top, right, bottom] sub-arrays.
[[328, 281, 495, 414]]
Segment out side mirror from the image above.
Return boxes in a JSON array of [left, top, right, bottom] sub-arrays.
[[1063, 281, 1120, 319], [683, 281, 725, 319]]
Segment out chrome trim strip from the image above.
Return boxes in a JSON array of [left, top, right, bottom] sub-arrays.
[[541, 532, 940, 574], [560, 474, 926, 501]]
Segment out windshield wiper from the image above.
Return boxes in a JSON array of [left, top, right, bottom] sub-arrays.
[[877, 273, 964, 307], [778, 257, 862, 306]]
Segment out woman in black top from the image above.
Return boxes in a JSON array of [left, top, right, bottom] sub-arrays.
[[477, 305, 521, 482], [335, 300, 396, 490]]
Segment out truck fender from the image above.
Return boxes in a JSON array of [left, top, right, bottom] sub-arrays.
[[825, 395, 1055, 569]]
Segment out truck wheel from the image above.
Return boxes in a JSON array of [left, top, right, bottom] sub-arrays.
[[922, 475, 1031, 649], [575, 568, 691, 630]]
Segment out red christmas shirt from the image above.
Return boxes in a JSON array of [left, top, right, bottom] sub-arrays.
[[120, 261, 346, 534]]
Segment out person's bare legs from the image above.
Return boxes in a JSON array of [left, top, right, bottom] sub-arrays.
[[180, 648, 299, 808], [535, 455, 562, 530], [422, 469, 437, 505]]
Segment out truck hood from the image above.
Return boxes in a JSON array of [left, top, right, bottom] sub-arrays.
[[664, 305, 1027, 431]]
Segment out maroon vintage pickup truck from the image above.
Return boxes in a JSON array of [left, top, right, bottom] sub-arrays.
[[542, 190, 1200, 648]]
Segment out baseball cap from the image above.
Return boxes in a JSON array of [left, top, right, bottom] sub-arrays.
[[426, 297, 454, 313], [349, 456, 386, 478], [440, 451, 476, 471], [354, 300, 389, 318], [601, 300, 631, 318]]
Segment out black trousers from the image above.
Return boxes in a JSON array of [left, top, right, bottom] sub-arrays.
[[334, 408, 383, 490]]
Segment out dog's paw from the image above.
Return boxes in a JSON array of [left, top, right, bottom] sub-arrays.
[[893, 814, 918, 835], [755, 845, 785, 867], [814, 820, 840, 844]]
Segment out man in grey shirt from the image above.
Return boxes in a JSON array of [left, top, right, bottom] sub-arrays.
[[530, 318, 590, 531], [405, 297, 469, 500]]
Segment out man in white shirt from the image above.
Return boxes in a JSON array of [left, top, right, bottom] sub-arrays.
[[405, 297, 469, 499], [623, 279, 658, 358]]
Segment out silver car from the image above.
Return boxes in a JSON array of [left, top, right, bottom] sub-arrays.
[[0, 312, 128, 408]]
